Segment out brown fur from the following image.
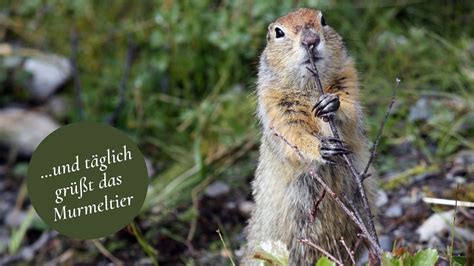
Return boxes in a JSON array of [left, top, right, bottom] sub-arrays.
[[244, 8, 377, 265]]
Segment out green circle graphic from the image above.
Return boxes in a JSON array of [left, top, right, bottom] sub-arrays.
[[27, 122, 148, 239]]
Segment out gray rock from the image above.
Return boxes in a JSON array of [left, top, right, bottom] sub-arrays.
[[5, 210, 27, 227], [399, 195, 421, 205], [238, 201, 255, 217], [416, 210, 454, 242], [384, 204, 403, 218], [225, 201, 237, 210], [145, 157, 156, 178], [0, 108, 59, 155], [45, 96, 69, 119], [23, 54, 72, 100], [453, 150, 474, 174], [375, 190, 388, 207], [408, 97, 432, 122], [379, 235, 393, 251], [204, 181, 230, 198], [454, 226, 474, 241]]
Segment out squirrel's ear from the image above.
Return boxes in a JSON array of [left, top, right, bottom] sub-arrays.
[[321, 15, 327, 26]]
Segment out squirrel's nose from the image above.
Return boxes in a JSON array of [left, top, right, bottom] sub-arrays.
[[301, 28, 320, 48]]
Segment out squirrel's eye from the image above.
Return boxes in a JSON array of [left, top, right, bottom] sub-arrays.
[[275, 27, 285, 38], [321, 15, 327, 26]]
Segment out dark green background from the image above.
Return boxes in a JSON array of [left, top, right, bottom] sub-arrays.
[[27, 122, 148, 239]]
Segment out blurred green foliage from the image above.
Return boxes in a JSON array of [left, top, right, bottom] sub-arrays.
[[1, 0, 474, 263]]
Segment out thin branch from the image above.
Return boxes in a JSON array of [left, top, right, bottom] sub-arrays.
[[299, 238, 343, 265], [269, 124, 383, 257], [342, 193, 365, 227], [340, 236, 356, 265], [269, 126, 305, 160], [70, 26, 84, 121], [304, 44, 380, 251], [362, 78, 398, 178], [109, 33, 135, 126], [308, 170, 383, 257], [352, 233, 364, 256], [309, 189, 326, 223]]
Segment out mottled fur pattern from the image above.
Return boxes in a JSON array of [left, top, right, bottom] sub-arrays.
[[245, 8, 377, 265]]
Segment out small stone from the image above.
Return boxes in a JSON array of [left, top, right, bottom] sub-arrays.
[[238, 201, 254, 217], [225, 201, 237, 210], [408, 97, 432, 122], [453, 227, 474, 241], [23, 54, 72, 100], [379, 235, 393, 251], [453, 176, 466, 184], [384, 204, 402, 218], [416, 210, 454, 242], [399, 196, 413, 205], [21, 247, 34, 261], [5, 210, 27, 227], [45, 96, 69, 119], [204, 181, 230, 198], [375, 190, 388, 207], [0, 108, 59, 155], [453, 150, 474, 175], [145, 158, 155, 178]]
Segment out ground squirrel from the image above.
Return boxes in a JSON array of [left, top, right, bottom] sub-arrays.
[[245, 8, 377, 265]]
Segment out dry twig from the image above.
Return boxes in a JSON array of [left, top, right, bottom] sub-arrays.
[[340, 236, 356, 265], [362, 79, 398, 178], [309, 189, 326, 223], [299, 238, 343, 265], [303, 44, 398, 262], [268, 124, 383, 256]]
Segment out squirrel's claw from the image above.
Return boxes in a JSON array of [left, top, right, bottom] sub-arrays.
[[319, 137, 351, 164], [312, 94, 340, 120]]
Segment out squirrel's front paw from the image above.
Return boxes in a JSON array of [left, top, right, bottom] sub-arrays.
[[319, 137, 351, 164], [312, 94, 340, 121]]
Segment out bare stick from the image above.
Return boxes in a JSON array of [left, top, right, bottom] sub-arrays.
[[269, 125, 383, 256], [304, 44, 379, 248], [308, 170, 383, 257], [362, 79, 399, 178], [352, 233, 364, 256], [109, 33, 135, 126], [351, 234, 363, 256], [340, 236, 356, 265], [70, 26, 84, 120], [310, 189, 326, 223], [342, 193, 365, 227], [269, 126, 305, 160], [299, 238, 343, 265]]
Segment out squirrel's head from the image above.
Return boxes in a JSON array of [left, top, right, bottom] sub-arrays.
[[259, 8, 347, 88]]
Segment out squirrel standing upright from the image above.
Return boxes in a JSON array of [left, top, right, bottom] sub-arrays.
[[245, 8, 377, 265]]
